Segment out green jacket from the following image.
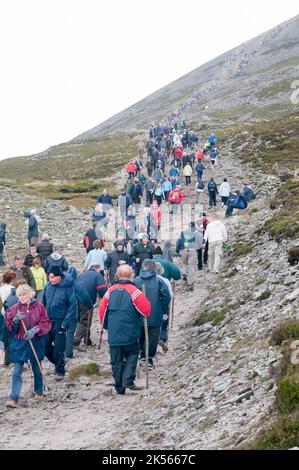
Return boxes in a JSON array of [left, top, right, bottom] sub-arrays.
[[153, 255, 181, 281]]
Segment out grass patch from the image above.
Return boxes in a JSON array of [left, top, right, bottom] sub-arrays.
[[68, 362, 101, 380], [194, 305, 233, 327], [255, 279, 265, 287], [249, 320, 299, 449], [270, 321, 299, 346]]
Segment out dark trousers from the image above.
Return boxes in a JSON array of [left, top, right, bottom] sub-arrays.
[[160, 317, 169, 343], [225, 204, 234, 217], [185, 176, 191, 185], [197, 248, 203, 270], [109, 341, 139, 394], [221, 196, 229, 205], [139, 326, 160, 360], [45, 320, 66, 375], [209, 191, 217, 207], [146, 190, 153, 206], [74, 303, 94, 346], [163, 191, 170, 202]]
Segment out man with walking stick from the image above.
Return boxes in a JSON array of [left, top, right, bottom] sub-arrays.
[[73, 264, 107, 351], [4, 284, 51, 408], [99, 264, 150, 395]]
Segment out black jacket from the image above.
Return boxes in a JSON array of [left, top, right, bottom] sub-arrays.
[[37, 241, 54, 262]]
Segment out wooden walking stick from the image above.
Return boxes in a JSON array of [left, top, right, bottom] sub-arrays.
[[170, 281, 175, 329], [20, 319, 48, 393], [141, 284, 149, 389], [98, 326, 104, 351]]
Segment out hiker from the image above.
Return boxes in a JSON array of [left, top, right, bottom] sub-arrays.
[[96, 189, 113, 211], [5, 284, 51, 408], [99, 264, 151, 394], [83, 222, 99, 254], [92, 204, 109, 235], [195, 161, 204, 180], [138, 170, 147, 190], [162, 177, 172, 203], [12, 256, 36, 289], [168, 186, 187, 215], [37, 234, 54, 263], [145, 176, 155, 206], [24, 209, 39, 246], [176, 222, 204, 289], [208, 178, 218, 207], [43, 266, 78, 380], [154, 262, 173, 352], [0, 270, 17, 314], [118, 190, 131, 219], [152, 246, 181, 281], [242, 183, 256, 202], [135, 259, 171, 369], [83, 239, 107, 273], [219, 178, 231, 206], [44, 245, 69, 275], [0, 223, 6, 266], [73, 265, 107, 350], [127, 161, 137, 179], [210, 147, 219, 167], [208, 133, 217, 147], [195, 178, 205, 204], [225, 191, 248, 217], [169, 165, 180, 179], [129, 179, 143, 210], [105, 241, 130, 285], [163, 240, 175, 263], [153, 181, 163, 206], [24, 244, 43, 268], [183, 163, 193, 185], [30, 258, 47, 302], [132, 233, 154, 276], [196, 150, 204, 162], [196, 211, 209, 270], [149, 200, 162, 242], [204, 215, 227, 274], [153, 165, 163, 184], [146, 158, 154, 177]]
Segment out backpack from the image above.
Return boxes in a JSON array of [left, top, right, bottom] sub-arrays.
[[182, 232, 195, 249], [208, 181, 217, 191]]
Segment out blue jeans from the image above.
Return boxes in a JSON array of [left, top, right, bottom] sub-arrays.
[[65, 318, 78, 358], [9, 361, 43, 401]]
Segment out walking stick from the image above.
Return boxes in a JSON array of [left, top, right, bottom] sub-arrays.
[[141, 284, 149, 389], [98, 326, 104, 351], [170, 281, 175, 329], [20, 320, 48, 393], [85, 306, 93, 347]]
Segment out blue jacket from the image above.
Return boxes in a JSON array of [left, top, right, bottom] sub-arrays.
[[43, 274, 78, 327], [169, 168, 179, 177], [242, 186, 255, 202], [96, 194, 113, 206], [162, 181, 172, 193], [135, 271, 171, 327], [25, 214, 38, 240], [75, 269, 107, 306]]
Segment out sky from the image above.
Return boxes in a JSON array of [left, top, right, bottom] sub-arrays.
[[0, 0, 298, 160]]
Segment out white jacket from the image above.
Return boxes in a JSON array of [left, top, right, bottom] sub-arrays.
[[204, 220, 227, 243], [183, 165, 193, 177], [219, 182, 231, 197]]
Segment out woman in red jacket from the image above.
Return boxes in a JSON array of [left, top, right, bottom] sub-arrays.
[[168, 186, 187, 215], [5, 284, 51, 408], [126, 161, 137, 179]]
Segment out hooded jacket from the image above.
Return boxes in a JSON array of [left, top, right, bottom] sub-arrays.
[[43, 273, 78, 327], [44, 252, 69, 275], [168, 188, 187, 204], [152, 255, 181, 281], [24, 211, 38, 240], [75, 268, 107, 306], [135, 271, 171, 327], [176, 228, 204, 252], [104, 248, 130, 284], [5, 299, 51, 363]]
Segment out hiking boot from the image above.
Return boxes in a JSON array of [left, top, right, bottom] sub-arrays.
[[54, 373, 65, 381], [34, 393, 44, 401], [6, 399, 17, 408], [125, 383, 143, 391], [148, 360, 155, 370], [159, 340, 168, 353], [73, 344, 86, 352]]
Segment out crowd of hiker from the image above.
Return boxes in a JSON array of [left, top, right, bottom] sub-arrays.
[[0, 119, 257, 402]]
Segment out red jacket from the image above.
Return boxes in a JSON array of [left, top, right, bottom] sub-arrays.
[[168, 188, 187, 204], [150, 206, 162, 226], [174, 148, 183, 158], [196, 152, 204, 160], [6, 300, 51, 339], [127, 162, 137, 174]]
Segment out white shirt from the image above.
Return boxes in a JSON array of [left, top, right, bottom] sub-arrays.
[[204, 220, 228, 243], [219, 182, 231, 197]]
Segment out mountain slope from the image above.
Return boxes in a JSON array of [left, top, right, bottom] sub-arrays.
[[0, 14, 298, 206]]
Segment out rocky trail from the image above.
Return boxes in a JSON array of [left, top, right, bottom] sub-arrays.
[[0, 134, 298, 450]]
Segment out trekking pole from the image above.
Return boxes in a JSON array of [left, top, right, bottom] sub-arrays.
[[170, 281, 175, 329], [141, 284, 149, 389], [85, 307, 93, 347], [20, 320, 48, 393], [2, 242, 9, 265], [98, 325, 104, 351]]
